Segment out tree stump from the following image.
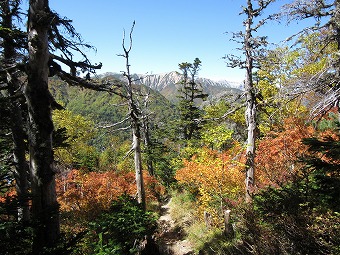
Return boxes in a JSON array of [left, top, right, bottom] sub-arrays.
[[224, 209, 235, 238]]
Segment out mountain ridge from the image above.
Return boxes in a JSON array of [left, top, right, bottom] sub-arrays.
[[99, 71, 243, 102], [100, 71, 243, 89]]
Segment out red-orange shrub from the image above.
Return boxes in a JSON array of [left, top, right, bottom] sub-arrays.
[[56, 169, 163, 220], [255, 117, 315, 189]]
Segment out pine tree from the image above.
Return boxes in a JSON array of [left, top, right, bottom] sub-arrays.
[[302, 122, 340, 210], [177, 58, 207, 141]]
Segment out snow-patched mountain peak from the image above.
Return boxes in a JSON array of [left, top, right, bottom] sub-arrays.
[[137, 71, 182, 91], [100, 71, 243, 102], [102, 71, 242, 90]]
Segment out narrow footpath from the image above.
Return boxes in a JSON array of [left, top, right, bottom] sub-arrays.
[[157, 199, 194, 255]]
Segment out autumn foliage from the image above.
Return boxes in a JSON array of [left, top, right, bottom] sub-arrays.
[[0, 188, 17, 221], [255, 117, 315, 189], [175, 145, 245, 224], [56, 169, 164, 220], [0, 188, 15, 204]]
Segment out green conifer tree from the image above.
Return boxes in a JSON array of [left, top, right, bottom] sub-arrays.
[[177, 58, 207, 141]]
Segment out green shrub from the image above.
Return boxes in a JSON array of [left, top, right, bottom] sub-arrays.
[[253, 183, 339, 255], [85, 195, 157, 255], [0, 221, 33, 255]]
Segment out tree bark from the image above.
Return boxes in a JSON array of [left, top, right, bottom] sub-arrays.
[[336, 0, 340, 48], [334, 0, 340, 77], [133, 123, 146, 210], [142, 93, 154, 176], [26, 0, 60, 251], [120, 23, 146, 210], [224, 209, 234, 238], [244, 0, 257, 203], [2, 0, 30, 223]]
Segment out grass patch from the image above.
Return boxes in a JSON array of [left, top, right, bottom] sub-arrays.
[[187, 221, 218, 253], [169, 190, 196, 227]]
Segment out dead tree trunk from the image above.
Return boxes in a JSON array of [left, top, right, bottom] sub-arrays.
[[244, 0, 256, 203], [120, 21, 146, 210], [26, 0, 60, 251], [238, 0, 274, 202], [224, 209, 234, 238], [132, 118, 145, 210], [142, 94, 154, 176], [226, 0, 274, 202], [204, 211, 212, 229]]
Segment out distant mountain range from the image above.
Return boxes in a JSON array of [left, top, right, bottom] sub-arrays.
[[100, 71, 243, 102]]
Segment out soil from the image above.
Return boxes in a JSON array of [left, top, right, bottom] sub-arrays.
[[156, 199, 194, 255]]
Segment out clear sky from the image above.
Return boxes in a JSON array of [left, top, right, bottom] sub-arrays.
[[39, 1, 314, 82]]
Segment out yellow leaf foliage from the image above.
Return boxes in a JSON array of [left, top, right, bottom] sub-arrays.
[[53, 109, 97, 166], [175, 145, 245, 225]]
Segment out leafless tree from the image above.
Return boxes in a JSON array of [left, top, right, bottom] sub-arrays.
[[116, 21, 146, 210], [25, 0, 124, 251], [26, 0, 60, 251], [226, 0, 275, 202]]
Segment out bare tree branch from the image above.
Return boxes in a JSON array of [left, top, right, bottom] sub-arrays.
[[50, 53, 102, 74], [55, 67, 126, 97], [98, 116, 131, 129]]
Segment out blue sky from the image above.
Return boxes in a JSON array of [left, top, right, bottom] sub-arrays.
[[44, 0, 313, 82]]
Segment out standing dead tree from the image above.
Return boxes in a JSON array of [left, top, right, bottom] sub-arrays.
[[49, 16, 150, 210], [100, 22, 148, 210], [141, 90, 154, 176], [119, 22, 146, 210], [2, 0, 126, 252], [26, 0, 60, 251], [25, 2, 125, 252], [225, 0, 275, 202]]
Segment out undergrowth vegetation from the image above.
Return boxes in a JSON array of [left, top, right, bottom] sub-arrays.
[[167, 117, 340, 254], [76, 195, 158, 255]]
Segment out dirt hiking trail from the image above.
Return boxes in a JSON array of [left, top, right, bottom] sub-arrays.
[[157, 198, 194, 255]]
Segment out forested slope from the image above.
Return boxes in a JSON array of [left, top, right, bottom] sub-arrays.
[[50, 76, 177, 127]]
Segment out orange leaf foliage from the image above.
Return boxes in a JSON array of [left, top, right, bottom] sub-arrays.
[[255, 117, 315, 189], [56, 169, 164, 220], [0, 188, 16, 204], [175, 145, 245, 224]]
